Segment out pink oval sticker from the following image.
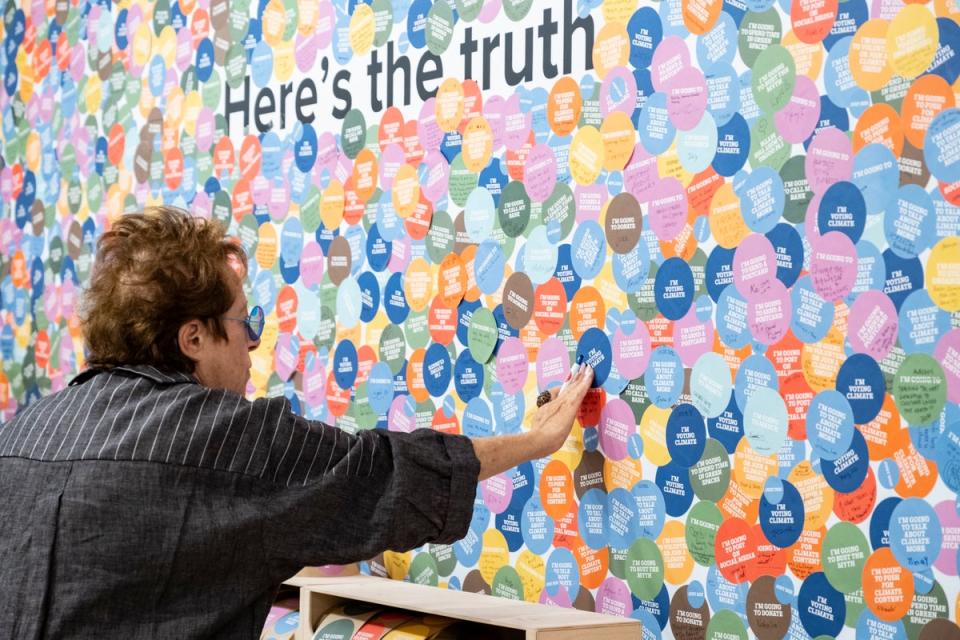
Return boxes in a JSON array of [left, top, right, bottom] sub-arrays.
[[524, 144, 558, 202], [536, 337, 571, 390], [665, 66, 709, 131], [775, 76, 821, 144], [482, 472, 514, 514], [613, 321, 652, 379], [747, 280, 792, 345], [733, 233, 779, 301], [810, 231, 858, 300], [648, 178, 688, 241], [599, 398, 635, 461], [674, 308, 716, 365], [805, 126, 853, 194], [623, 143, 659, 204], [496, 337, 529, 395], [848, 290, 898, 361]]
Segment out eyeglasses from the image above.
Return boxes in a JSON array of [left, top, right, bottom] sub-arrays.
[[223, 305, 265, 342]]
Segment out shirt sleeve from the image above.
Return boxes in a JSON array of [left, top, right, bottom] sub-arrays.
[[253, 404, 481, 571]]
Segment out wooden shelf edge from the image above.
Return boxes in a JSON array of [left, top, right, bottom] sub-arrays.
[[294, 574, 642, 636], [283, 565, 360, 587]]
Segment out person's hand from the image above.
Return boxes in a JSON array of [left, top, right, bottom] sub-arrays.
[[529, 364, 595, 457], [470, 365, 595, 480]]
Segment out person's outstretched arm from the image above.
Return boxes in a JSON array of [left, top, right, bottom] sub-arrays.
[[253, 364, 595, 573]]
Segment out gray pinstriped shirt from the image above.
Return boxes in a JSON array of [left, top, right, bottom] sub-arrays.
[[0, 365, 480, 639]]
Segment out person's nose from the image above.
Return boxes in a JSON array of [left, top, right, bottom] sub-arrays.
[[248, 335, 261, 351]]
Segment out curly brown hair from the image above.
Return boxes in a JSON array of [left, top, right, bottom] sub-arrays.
[[80, 207, 248, 374]]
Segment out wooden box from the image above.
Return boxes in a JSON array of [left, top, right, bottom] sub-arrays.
[[285, 574, 641, 640]]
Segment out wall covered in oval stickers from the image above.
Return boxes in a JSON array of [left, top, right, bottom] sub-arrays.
[[1, 0, 960, 636]]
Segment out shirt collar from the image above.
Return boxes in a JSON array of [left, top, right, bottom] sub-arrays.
[[69, 364, 198, 386]]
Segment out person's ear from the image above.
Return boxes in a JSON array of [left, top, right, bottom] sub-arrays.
[[178, 319, 206, 363]]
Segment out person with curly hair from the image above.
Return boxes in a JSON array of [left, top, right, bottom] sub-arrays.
[[0, 206, 593, 639]]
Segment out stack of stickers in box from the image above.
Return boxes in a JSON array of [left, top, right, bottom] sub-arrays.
[[260, 598, 301, 640], [310, 602, 515, 640]]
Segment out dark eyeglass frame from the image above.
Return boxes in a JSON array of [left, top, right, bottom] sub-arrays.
[[222, 305, 265, 342]]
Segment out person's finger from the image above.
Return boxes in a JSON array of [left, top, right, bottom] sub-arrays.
[[558, 366, 585, 394], [555, 365, 593, 406], [573, 363, 592, 382], [560, 376, 590, 407], [556, 370, 578, 395], [576, 365, 595, 393]]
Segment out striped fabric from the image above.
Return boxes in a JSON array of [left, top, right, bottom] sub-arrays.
[[0, 365, 377, 483], [0, 365, 480, 639]]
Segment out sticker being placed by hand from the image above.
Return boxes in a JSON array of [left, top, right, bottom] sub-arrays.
[[576, 328, 612, 388]]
